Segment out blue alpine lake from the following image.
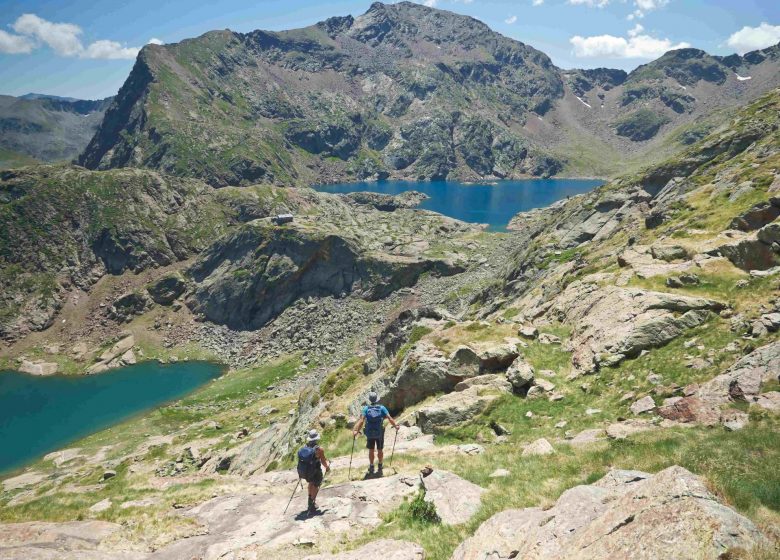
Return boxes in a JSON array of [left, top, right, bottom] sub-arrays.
[[315, 178, 603, 231], [0, 361, 223, 474]]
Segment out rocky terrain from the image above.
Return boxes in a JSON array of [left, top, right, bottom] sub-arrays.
[[0, 4, 780, 559], [0, 94, 112, 166], [75, 2, 779, 186]]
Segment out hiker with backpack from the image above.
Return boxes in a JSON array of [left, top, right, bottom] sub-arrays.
[[296, 429, 330, 515], [352, 391, 399, 477]]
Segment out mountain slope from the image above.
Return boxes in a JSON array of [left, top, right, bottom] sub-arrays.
[[77, 2, 780, 186], [0, 95, 112, 166]]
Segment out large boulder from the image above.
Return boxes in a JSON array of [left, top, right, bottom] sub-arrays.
[[376, 307, 454, 362], [650, 244, 688, 262], [549, 285, 724, 373], [449, 345, 482, 377], [506, 356, 535, 392], [415, 386, 504, 433], [422, 470, 485, 525], [146, 272, 187, 305], [729, 198, 780, 231], [108, 291, 151, 322], [370, 342, 458, 413], [715, 221, 780, 271], [451, 466, 765, 560]]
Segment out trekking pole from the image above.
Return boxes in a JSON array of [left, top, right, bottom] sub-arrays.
[[348, 435, 356, 481], [389, 427, 399, 469], [283, 478, 303, 514]]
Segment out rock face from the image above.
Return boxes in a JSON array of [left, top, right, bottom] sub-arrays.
[[0, 520, 137, 560], [451, 466, 765, 560], [0, 166, 232, 341], [146, 272, 187, 305], [422, 470, 485, 525], [416, 385, 505, 433], [549, 285, 723, 373], [371, 342, 456, 413], [187, 195, 469, 330], [659, 340, 780, 426], [303, 541, 424, 560]]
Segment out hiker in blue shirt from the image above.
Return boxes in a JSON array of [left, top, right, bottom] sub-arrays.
[[352, 391, 399, 476]]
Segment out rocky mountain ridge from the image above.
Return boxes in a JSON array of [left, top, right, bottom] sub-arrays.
[[0, 94, 112, 166], [76, 2, 780, 186]]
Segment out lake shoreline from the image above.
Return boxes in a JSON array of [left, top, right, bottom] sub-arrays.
[[314, 178, 603, 232], [0, 360, 225, 474]]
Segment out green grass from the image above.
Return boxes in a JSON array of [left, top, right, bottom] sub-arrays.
[[351, 417, 780, 560]]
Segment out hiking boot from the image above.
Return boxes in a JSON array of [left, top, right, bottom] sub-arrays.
[[377, 463, 383, 476], [367, 464, 375, 476], [307, 497, 316, 515]]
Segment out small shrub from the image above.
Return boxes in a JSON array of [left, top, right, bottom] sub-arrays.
[[407, 489, 440, 524]]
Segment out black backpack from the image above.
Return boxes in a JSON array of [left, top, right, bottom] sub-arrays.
[[297, 445, 320, 481]]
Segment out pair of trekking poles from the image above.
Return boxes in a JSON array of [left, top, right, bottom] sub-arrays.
[[283, 428, 399, 515], [347, 427, 399, 481]]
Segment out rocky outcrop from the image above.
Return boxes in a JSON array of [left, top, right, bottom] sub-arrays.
[[146, 273, 187, 305], [304, 541, 424, 560], [415, 385, 505, 433], [421, 470, 484, 525], [344, 191, 428, 212], [108, 291, 152, 323], [715, 220, 780, 271], [188, 218, 464, 330], [87, 335, 136, 374], [0, 166, 231, 340], [375, 307, 455, 362], [452, 466, 765, 560], [370, 342, 457, 413], [549, 284, 723, 373], [659, 340, 780, 426], [0, 520, 138, 560]]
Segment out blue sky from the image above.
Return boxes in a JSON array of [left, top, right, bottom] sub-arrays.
[[0, 0, 778, 100]]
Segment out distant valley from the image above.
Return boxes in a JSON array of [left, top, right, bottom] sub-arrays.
[[0, 93, 111, 168]]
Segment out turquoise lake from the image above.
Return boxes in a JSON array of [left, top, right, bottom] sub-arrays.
[[315, 178, 603, 231], [0, 361, 223, 474]]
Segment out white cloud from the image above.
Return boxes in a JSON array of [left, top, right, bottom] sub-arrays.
[[148, 38, 164, 45], [505, 15, 518, 24], [570, 29, 690, 59], [13, 13, 84, 56], [627, 24, 644, 37], [568, 0, 611, 7], [82, 40, 140, 60], [423, 0, 438, 6], [532, 0, 545, 5], [726, 22, 780, 55], [3, 13, 145, 60], [0, 29, 34, 54]]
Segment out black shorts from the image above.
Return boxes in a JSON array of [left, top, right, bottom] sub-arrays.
[[366, 435, 384, 450], [305, 468, 323, 487]]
